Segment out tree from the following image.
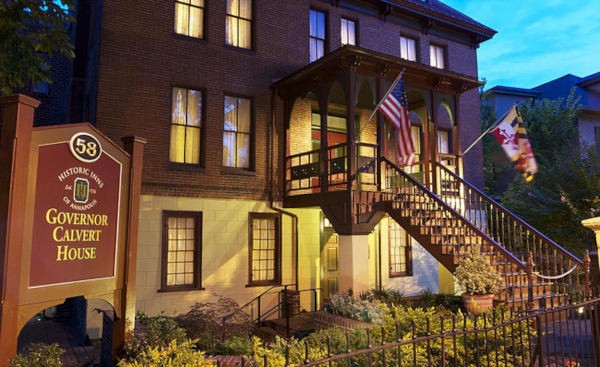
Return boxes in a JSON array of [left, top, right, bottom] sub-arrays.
[[0, 0, 75, 95], [493, 91, 600, 255]]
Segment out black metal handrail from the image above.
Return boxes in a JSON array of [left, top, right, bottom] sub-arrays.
[[435, 162, 588, 301], [221, 284, 321, 339]]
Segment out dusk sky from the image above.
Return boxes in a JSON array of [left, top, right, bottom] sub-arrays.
[[443, 0, 600, 90]]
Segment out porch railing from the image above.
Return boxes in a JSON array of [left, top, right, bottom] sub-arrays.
[[285, 142, 378, 195], [435, 162, 589, 300]]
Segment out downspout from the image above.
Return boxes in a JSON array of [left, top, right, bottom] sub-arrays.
[[269, 87, 299, 291]]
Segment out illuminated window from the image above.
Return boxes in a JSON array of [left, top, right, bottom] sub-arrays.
[[174, 0, 205, 38], [430, 44, 445, 69], [170, 87, 202, 165], [411, 125, 421, 162], [226, 0, 252, 49], [309, 9, 326, 62], [400, 36, 417, 61], [161, 212, 202, 290], [249, 213, 281, 285], [223, 95, 252, 168], [438, 129, 451, 154], [389, 220, 412, 277], [340, 18, 356, 46]]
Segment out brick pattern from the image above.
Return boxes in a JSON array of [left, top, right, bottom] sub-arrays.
[[84, 0, 484, 201]]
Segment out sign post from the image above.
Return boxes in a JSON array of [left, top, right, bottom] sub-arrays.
[[0, 95, 144, 364]]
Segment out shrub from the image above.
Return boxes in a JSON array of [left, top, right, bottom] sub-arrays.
[[328, 291, 388, 323], [117, 339, 215, 367], [175, 297, 252, 354], [217, 335, 253, 356], [121, 312, 187, 358], [9, 343, 64, 367], [455, 246, 503, 295]]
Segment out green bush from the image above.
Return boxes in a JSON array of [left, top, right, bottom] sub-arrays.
[[175, 297, 252, 355], [218, 335, 253, 356], [328, 291, 388, 323], [117, 339, 215, 367], [9, 343, 64, 367], [121, 312, 188, 358]]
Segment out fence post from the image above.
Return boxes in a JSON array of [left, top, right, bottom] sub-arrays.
[[527, 252, 535, 310], [584, 250, 592, 299]]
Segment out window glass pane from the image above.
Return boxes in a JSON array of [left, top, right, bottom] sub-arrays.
[[438, 130, 450, 154], [164, 213, 199, 288], [223, 132, 236, 166], [239, 0, 252, 19], [174, 3, 189, 35], [237, 134, 250, 168], [189, 7, 203, 38], [171, 87, 202, 164], [226, 0, 238, 15], [250, 215, 279, 284], [224, 96, 237, 131], [239, 20, 252, 49], [191, 0, 204, 6], [341, 18, 355, 46], [316, 12, 325, 39], [237, 98, 251, 132], [309, 10, 318, 37], [226, 16, 238, 46]]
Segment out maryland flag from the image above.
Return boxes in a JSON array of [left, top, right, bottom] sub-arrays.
[[491, 105, 538, 182]]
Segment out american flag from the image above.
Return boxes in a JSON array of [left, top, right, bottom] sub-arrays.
[[377, 77, 415, 166]]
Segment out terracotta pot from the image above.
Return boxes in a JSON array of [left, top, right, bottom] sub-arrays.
[[462, 293, 494, 314]]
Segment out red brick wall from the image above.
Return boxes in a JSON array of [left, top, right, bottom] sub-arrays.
[[92, 0, 485, 200]]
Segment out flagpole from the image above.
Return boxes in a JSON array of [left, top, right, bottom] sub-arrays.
[[462, 103, 516, 155], [355, 68, 405, 140]]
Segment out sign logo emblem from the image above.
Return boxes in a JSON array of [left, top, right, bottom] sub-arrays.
[[70, 132, 102, 163], [73, 178, 90, 203]]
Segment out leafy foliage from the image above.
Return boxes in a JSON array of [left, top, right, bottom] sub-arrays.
[[255, 304, 535, 367], [121, 312, 187, 358], [9, 343, 64, 367], [175, 297, 252, 355], [117, 339, 215, 367], [328, 291, 388, 323], [0, 0, 75, 95], [455, 246, 503, 295], [496, 92, 599, 255]]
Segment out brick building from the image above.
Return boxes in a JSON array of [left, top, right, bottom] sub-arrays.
[[38, 0, 497, 316]]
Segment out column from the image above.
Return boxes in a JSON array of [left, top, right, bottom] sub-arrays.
[[338, 235, 370, 294]]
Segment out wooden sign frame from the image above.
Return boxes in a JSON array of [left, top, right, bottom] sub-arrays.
[[0, 95, 145, 363]]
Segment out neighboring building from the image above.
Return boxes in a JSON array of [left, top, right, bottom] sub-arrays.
[[32, 0, 497, 317], [483, 72, 600, 155]]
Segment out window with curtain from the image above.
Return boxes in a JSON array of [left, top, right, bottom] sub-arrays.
[[226, 0, 252, 49], [223, 95, 252, 168], [430, 44, 445, 69], [438, 129, 451, 154], [170, 87, 202, 165], [388, 220, 412, 277], [309, 9, 326, 62], [340, 18, 356, 46], [400, 36, 417, 61], [249, 213, 281, 285], [174, 0, 205, 38], [161, 211, 202, 290]]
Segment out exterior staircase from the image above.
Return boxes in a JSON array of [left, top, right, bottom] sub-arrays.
[[357, 158, 591, 310]]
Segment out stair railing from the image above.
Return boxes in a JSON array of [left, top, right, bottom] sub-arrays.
[[380, 157, 532, 306], [221, 285, 321, 340], [220, 284, 295, 339], [435, 162, 589, 300]]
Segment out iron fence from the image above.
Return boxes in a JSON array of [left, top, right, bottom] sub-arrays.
[[220, 296, 600, 367]]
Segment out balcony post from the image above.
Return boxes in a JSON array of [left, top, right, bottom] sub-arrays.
[[318, 88, 329, 193], [346, 69, 357, 191], [376, 73, 386, 191]]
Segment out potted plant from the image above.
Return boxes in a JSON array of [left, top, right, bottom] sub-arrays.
[[455, 245, 503, 314]]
